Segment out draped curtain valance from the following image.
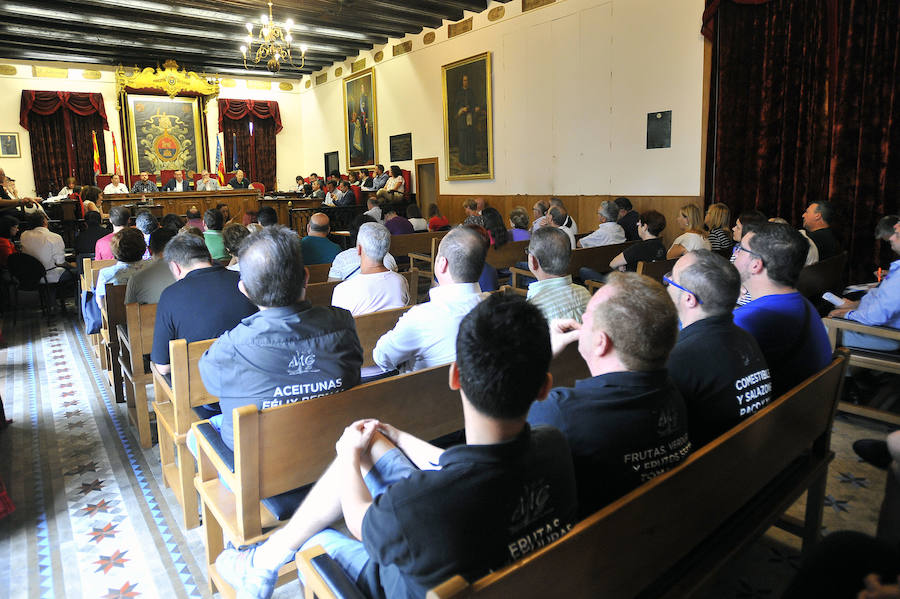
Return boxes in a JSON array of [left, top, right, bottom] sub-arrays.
[[217, 99, 283, 134], [19, 91, 108, 131]]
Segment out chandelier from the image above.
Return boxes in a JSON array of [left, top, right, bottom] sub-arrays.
[[240, 1, 308, 73]]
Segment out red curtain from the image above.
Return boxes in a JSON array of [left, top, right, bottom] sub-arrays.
[[219, 99, 280, 191], [20, 91, 109, 197]]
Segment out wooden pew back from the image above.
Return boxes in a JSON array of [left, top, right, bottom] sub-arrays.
[[389, 231, 448, 265], [510, 242, 637, 287], [354, 306, 412, 367], [485, 240, 529, 270], [305, 268, 419, 307], [118, 301, 159, 447], [636, 258, 678, 283], [427, 355, 847, 599], [307, 263, 332, 284]]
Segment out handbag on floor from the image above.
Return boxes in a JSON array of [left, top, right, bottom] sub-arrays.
[[81, 289, 102, 334]]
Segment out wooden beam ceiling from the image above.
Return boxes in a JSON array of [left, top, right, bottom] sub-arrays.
[[0, 0, 511, 79]]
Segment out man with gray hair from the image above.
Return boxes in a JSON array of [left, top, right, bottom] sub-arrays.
[[665, 250, 772, 447], [526, 227, 591, 323], [547, 205, 576, 249], [198, 225, 363, 450], [374, 226, 486, 372], [578, 200, 626, 248], [331, 222, 409, 316]]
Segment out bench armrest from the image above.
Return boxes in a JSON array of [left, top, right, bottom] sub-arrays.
[[296, 546, 366, 599], [822, 317, 900, 340], [509, 266, 531, 289], [585, 280, 604, 294]]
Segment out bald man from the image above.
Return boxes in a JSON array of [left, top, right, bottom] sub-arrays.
[[228, 169, 251, 190], [300, 212, 341, 265]]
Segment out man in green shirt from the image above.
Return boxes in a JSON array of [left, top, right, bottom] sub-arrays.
[[526, 226, 591, 323], [300, 212, 341, 265], [203, 208, 229, 261]]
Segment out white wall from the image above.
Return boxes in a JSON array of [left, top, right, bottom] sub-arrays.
[[296, 0, 706, 196]]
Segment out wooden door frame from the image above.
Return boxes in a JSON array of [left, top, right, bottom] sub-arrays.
[[414, 157, 439, 210]]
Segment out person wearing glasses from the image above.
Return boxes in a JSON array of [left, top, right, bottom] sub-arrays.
[[732, 222, 832, 395], [664, 250, 771, 447]]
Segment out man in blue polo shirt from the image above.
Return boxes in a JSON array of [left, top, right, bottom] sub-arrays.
[[150, 233, 257, 384]]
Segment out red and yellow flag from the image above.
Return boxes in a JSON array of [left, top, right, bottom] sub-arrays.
[[111, 131, 121, 176], [91, 130, 101, 179]]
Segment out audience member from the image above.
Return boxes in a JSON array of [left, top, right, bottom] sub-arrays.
[[466, 224, 499, 292], [95, 228, 148, 307], [547, 206, 576, 249], [216, 203, 234, 226], [228, 169, 251, 190], [222, 223, 250, 272], [257, 206, 278, 227], [549, 198, 577, 234], [428, 204, 450, 231], [375, 165, 405, 202], [508, 206, 531, 241], [374, 226, 486, 372], [332, 223, 409, 316], [665, 250, 771, 447], [732, 222, 832, 394], [202, 209, 229, 261], [609, 210, 667, 271], [615, 197, 640, 241], [531, 200, 550, 231], [163, 170, 192, 192], [364, 197, 382, 222], [94, 206, 131, 260], [125, 227, 177, 304], [704, 203, 733, 252], [301, 212, 341, 265], [383, 209, 415, 235], [73, 211, 109, 257], [328, 215, 398, 281], [103, 174, 129, 195], [528, 272, 689, 516], [731, 209, 767, 306], [769, 217, 819, 266], [130, 171, 157, 194], [578, 200, 625, 248], [481, 207, 509, 248], [667, 204, 710, 259], [405, 204, 428, 232], [827, 218, 900, 351], [185, 206, 205, 231], [80, 185, 104, 215], [21, 211, 74, 287], [526, 227, 591, 323], [215, 294, 577, 599], [160, 213, 185, 232], [802, 200, 840, 260], [0, 215, 17, 267], [150, 233, 257, 378], [198, 225, 362, 450], [135, 210, 158, 260]]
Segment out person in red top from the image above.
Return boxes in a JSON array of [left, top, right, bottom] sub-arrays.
[[94, 206, 130, 260], [0, 215, 18, 267], [427, 203, 450, 231]]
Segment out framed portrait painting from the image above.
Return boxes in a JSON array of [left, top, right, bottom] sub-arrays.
[[442, 52, 493, 180], [0, 133, 20, 158], [123, 94, 208, 176], [343, 68, 377, 171]]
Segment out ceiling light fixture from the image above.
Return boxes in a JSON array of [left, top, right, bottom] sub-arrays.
[[241, 1, 305, 73]]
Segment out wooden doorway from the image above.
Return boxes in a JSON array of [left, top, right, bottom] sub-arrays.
[[414, 157, 438, 212]]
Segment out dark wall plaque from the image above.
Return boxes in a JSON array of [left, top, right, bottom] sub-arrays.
[[647, 110, 672, 149], [324, 151, 340, 175], [390, 133, 413, 162]]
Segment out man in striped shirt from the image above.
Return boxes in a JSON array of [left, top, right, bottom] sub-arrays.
[[526, 227, 591, 323]]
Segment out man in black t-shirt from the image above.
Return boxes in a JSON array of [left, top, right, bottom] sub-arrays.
[[215, 294, 578, 599], [580, 210, 667, 284], [614, 196, 640, 241], [528, 272, 689, 517], [802, 201, 840, 260], [665, 250, 772, 447]]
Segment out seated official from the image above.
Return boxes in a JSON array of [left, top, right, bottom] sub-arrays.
[[163, 170, 192, 192], [374, 226, 486, 373], [666, 250, 771, 447], [130, 171, 157, 194], [383, 209, 415, 235], [125, 227, 177, 304], [828, 217, 900, 351], [301, 212, 341, 265], [196, 170, 220, 192], [528, 272, 690, 516], [375, 165, 405, 202], [202, 209, 229, 261], [733, 222, 832, 395], [363, 197, 382, 222], [95, 228, 148, 308], [546, 206, 576, 249], [328, 215, 398, 281], [323, 180, 340, 206], [257, 206, 278, 227], [347, 171, 361, 186], [668, 204, 711, 259], [578, 200, 625, 248], [103, 174, 129, 195], [73, 211, 110, 257], [332, 223, 409, 316], [336, 180, 356, 206], [150, 233, 257, 378], [615, 197, 640, 241], [223, 223, 250, 272], [215, 293, 577, 599], [309, 180, 326, 200], [359, 168, 374, 189], [56, 176, 78, 199], [228, 169, 251, 190], [802, 200, 841, 260], [526, 227, 591, 323], [198, 225, 363, 451], [94, 206, 131, 260], [368, 164, 389, 191]]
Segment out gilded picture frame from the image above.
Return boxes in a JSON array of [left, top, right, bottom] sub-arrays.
[[0, 133, 21, 158], [442, 52, 494, 180], [342, 68, 378, 171], [123, 94, 208, 177]]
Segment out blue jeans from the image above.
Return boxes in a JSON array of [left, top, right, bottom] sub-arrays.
[[843, 330, 900, 352]]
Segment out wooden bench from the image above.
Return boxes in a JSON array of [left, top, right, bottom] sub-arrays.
[[151, 338, 218, 529], [307, 263, 332, 284], [305, 268, 419, 307], [636, 258, 678, 282], [354, 306, 412, 367], [83, 258, 115, 368], [298, 354, 848, 599], [117, 301, 157, 448], [509, 242, 637, 288], [99, 283, 128, 404], [409, 236, 442, 284], [823, 317, 900, 426], [485, 240, 530, 271], [390, 231, 448, 272]]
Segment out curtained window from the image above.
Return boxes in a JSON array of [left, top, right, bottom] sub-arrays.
[[219, 99, 282, 192], [19, 91, 109, 198], [704, 0, 900, 280]]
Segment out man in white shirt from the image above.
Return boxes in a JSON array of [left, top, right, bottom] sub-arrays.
[[103, 174, 129, 195], [328, 215, 397, 281], [323, 180, 339, 206], [20, 212, 72, 283], [373, 226, 486, 372], [579, 200, 626, 248], [549, 198, 577, 234], [547, 206, 576, 249], [331, 223, 409, 316], [363, 197, 382, 222]]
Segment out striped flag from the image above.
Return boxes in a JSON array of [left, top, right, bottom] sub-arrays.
[[111, 131, 121, 176], [91, 130, 101, 183], [215, 134, 226, 184]]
